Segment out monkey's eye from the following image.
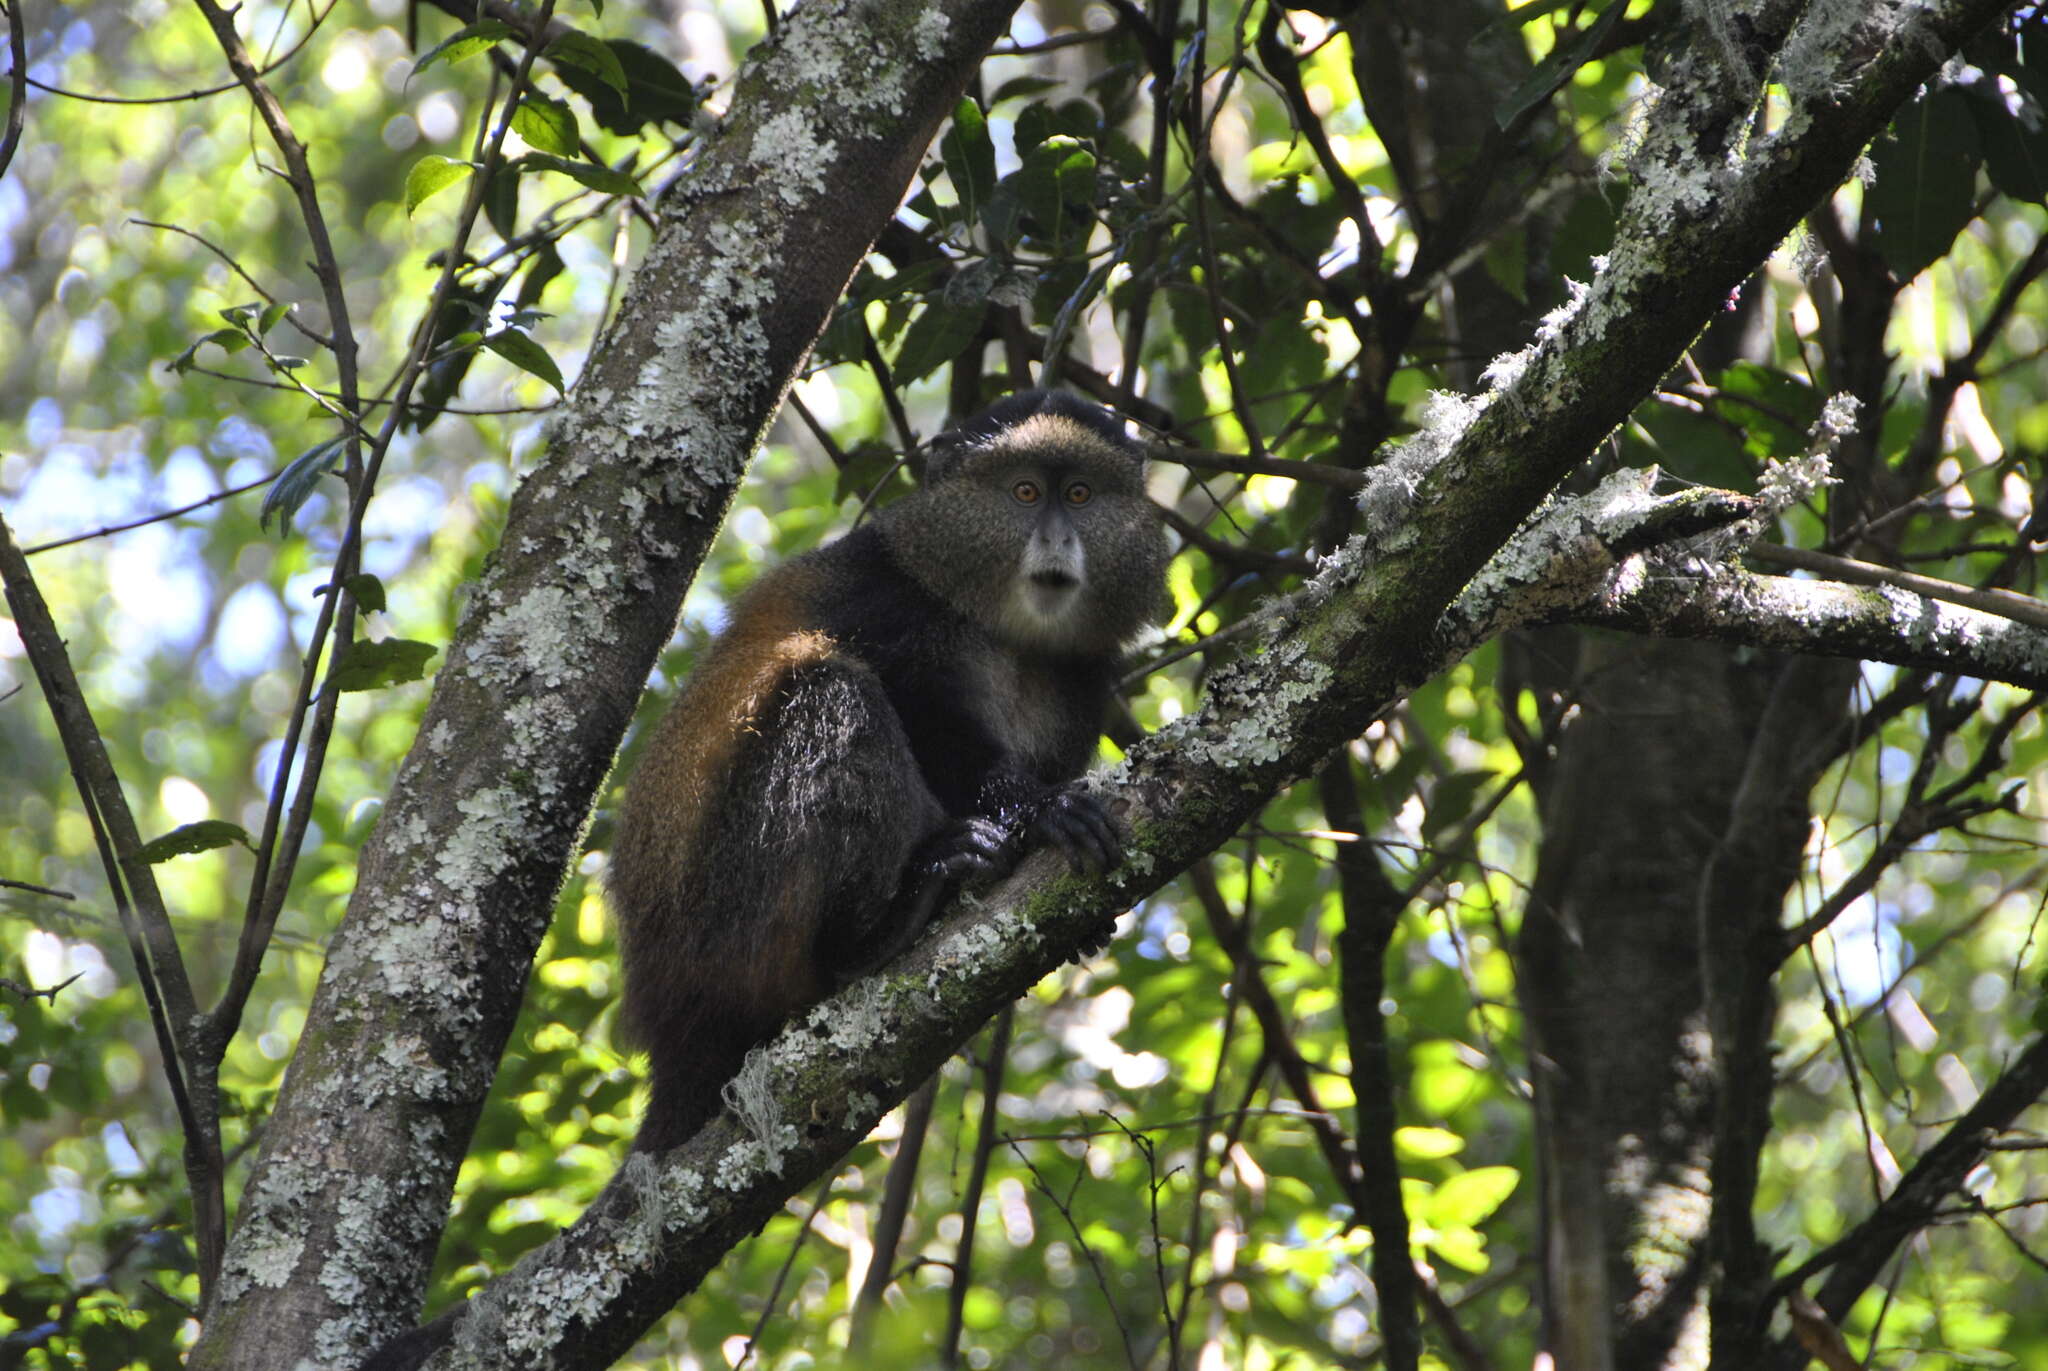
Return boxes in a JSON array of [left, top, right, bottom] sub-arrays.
[[1064, 482, 1092, 506], [1012, 479, 1043, 505]]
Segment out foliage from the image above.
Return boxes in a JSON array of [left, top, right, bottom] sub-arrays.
[[3, 0, 2048, 1368]]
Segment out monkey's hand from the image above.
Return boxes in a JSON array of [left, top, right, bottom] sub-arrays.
[[910, 815, 1019, 885], [830, 818, 1018, 984], [1024, 784, 1121, 875]]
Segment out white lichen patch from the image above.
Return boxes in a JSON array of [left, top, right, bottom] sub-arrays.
[[1160, 640, 1332, 778], [221, 1223, 306, 1297], [929, 909, 1026, 986], [366, 913, 461, 998], [436, 785, 530, 899], [468, 584, 585, 690], [817, 979, 891, 1052], [218, 1154, 330, 1297], [657, 1162, 712, 1229], [913, 9, 951, 61], [1539, 274, 1594, 343], [752, 109, 837, 206], [1777, 0, 1934, 107], [1357, 389, 1489, 546], [1456, 469, 1661, 627], [374, 1034, 451, 1100], [722, 1049, 788, 1168], [846, 1090, 882, 1131], [312, 1176, 399, 1360], [775, 3, 932, 118], [713, 1133, 795, 1190]]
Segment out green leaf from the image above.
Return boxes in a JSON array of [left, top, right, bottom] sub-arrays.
[[513, 94, 580, 158], [259, 301, 292, 335], [515, 152, 641, 197], [544, 30, 628, 97], [1473, 0, 1579, 41], [1493, 1, 1626, 130], [1714, 362, 1818, 459], [547, 39, 699, 135], [169, 327, 251, 373], [483, 163, 522, 241], [413, 20, 519, 76], [940, 98, 996, 217], [136, 820, 253, 864], [1429, 1224, 1492, 1274], [1963, 79, 2048, 202], [1423, 1166, 1520, 1228], [516, 242, 566, 308], [1868, 89, 1983, 281], [1013, 99, 1100, 156], [405, 154, 474, 216], [330, 638, 439, 693], [343, 572, 388, 614], [1011, 135, 1097, 246], [1393, 1126, 1466, 1161], [891, 299, 986, 385], [483, 328, 566, 394], [261, 435, 347, 533], [834, 443, 906, 506], [1422, 768, 1495, 842], [989, 75, 1062, 105]]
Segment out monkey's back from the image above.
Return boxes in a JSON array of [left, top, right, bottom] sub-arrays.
[[610, 504, 1135, 1150], [609, 541, 959, 1146]]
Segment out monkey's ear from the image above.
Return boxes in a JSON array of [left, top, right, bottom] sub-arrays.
[[920, 427, 975, 485]]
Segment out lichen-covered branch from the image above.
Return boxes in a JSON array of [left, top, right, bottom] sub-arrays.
[[185, 2, 1021, 1366], [1572, 562, 2048, 690]]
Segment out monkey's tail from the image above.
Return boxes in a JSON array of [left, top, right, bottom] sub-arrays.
[[629, 1009, 766, 1154]]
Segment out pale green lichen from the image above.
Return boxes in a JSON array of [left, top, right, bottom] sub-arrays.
[[436, 785, 529, 899], [1356, 390, 1489, 546], [1158, 640, 1333, 778]]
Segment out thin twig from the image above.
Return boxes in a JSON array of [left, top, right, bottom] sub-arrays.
[[0, 511, 217, 1299], [23, 0, 338, 106], [734, 1173, 838, 1368], [0, 876, 79, 900], [849, 1075, 938, 1350], [1145, 443, 1367, 491], [0, 0, 29, 182], [941, 1009, 1013, 1369], [129, 218, 334, 350]]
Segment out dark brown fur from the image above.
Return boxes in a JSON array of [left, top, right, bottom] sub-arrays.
[[609, 391, 1167, 1151]]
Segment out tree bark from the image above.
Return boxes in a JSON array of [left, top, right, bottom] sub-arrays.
[[185, 1, 1023, 1364]]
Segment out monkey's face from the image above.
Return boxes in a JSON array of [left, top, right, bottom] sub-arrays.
[[892, 406, 1168, 658], [1006, 467, 1090, 632]]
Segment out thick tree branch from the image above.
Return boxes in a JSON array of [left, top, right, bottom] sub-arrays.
[[185, 1, 1023, 1365]]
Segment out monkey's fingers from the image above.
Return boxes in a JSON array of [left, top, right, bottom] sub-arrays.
[[916, 815, 1020, 883], [1031, 789, 1122, 874]]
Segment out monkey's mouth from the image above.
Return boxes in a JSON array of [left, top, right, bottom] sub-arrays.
[[1028, 570, 1080, 591]]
